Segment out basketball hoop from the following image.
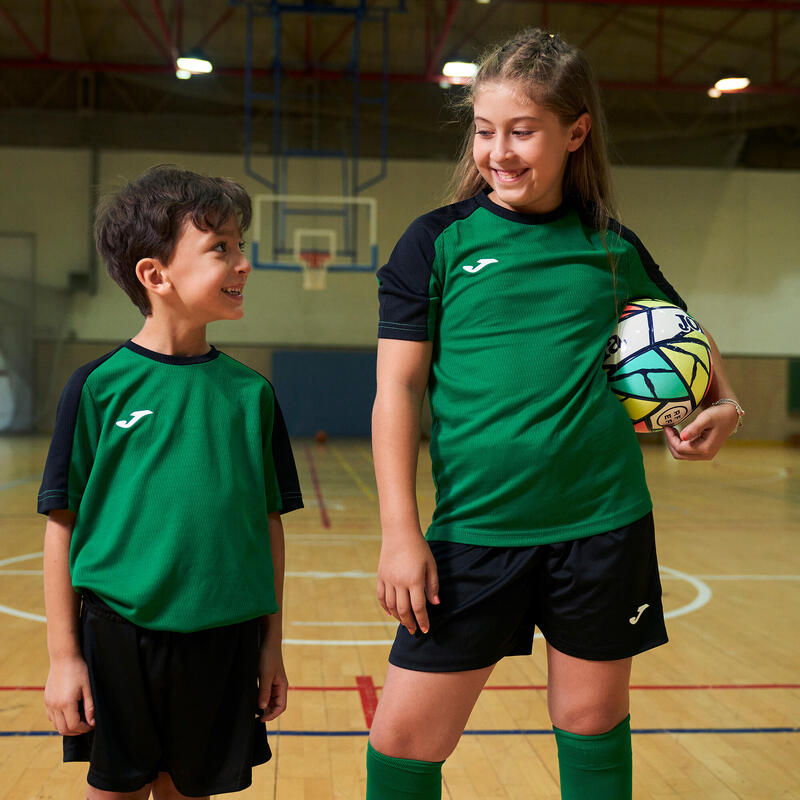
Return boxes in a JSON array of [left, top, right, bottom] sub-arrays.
[[299, 250, 331, 290]]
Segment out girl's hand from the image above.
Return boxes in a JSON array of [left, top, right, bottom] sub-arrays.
[[44, 655, 94, 735], [257, 643, 288, 722], [663, 402, 740, 460], [377, 534, 440, 635]]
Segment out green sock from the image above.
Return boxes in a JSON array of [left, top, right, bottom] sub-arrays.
[[553, 715, 632, 800], [366, 741, 444, 799]]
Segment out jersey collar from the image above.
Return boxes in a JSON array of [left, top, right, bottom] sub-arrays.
[[475, 188, 572, 225], [124, 340, 220, 365]]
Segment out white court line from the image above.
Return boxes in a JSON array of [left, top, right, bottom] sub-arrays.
[[0, 552, 43, 567], [659, 566, 712, 620], [0, 555, 716, 635], [692, 575, 800, 581], [0, 604, 46, 623], [0, 477, 39, 492], [285, 570, 375, 579], [292, 621, 394, 627]]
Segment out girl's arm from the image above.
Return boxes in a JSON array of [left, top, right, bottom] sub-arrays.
[[372, 338, 440, 635], [43, 509, 95, 735], [258, 512, 288, 721], [663, 326, 741, 460]]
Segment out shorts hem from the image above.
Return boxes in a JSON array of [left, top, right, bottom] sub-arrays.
[[86, 768, 157, 794], [541, 631, 669, 662], [388, 652, 501, 674]]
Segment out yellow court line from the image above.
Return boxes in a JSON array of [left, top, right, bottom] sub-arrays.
[[358, 444, 373, 466], [329, 444, 376, 500]]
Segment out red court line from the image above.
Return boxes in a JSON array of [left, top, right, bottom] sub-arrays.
[[356, 676, 378, 728], [5, 683, 798, 692], [304, 446, 331, 529]]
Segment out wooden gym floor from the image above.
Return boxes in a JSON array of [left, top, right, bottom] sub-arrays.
[[0, 435, 798, 799]]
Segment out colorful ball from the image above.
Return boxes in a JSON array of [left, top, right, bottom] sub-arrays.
[[603, 298, 713, 432]]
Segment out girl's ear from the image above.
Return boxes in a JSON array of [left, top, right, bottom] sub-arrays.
[[567, 112, 592, 152], [135, 257, 170, 297]]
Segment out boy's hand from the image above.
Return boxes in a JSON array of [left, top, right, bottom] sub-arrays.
[[257, 644, 288, 722], [664, 402, 739, 461], [377, 534, 440, 636], [44, 655, 95, 735]]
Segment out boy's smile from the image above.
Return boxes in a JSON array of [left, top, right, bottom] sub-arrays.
[[161, 217, 251, 323]]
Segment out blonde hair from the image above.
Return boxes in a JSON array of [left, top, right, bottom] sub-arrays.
[[449, 28, 617, 232]]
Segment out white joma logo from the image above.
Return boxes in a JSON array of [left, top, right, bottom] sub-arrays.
[[116, 410, 153, 429], [462, 258, 498, 274], [629, 604, 650, 625]]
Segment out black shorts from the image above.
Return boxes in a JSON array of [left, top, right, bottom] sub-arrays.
[[64, 593, 271, 796], [389, 512, 668, 672]]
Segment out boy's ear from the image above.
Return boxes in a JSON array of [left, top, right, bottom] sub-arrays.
[[567, 112, 591, 152], [135, 257, 170, 296]]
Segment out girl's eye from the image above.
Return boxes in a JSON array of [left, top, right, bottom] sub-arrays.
[[475, 129, 493, 138], [512, 129, 534, 137]]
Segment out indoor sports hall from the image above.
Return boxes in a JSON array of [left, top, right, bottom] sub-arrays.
[[1, 2, 799, 798]]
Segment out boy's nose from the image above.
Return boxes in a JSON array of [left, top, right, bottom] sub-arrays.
[[237, 256, 252, 275]]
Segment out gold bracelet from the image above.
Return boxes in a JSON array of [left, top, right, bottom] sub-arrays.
[[711, 398, 745, 432]]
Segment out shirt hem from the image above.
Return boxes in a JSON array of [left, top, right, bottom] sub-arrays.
[[424, 501, 654, 547]]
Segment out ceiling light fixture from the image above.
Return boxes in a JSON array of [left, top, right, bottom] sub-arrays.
[[713, 73, 750, 93], [441, 61, 477, 87], [175, 68, 192, 80], [176, 52, 213, 75], [707, 87, 722, 99]]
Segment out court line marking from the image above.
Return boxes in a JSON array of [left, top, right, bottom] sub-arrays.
[[0, 477, 39, 492], [303, 446, 331, 529], [2, 727, 798, 738], [329, 444, 376, 500]]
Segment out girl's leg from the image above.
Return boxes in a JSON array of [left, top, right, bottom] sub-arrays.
[[546, 644, 633, 800], [367, 663, 494, 799]]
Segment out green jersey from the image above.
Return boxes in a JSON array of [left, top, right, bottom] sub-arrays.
[[38, 341, 303, 631], [377, 190, 685, 547]]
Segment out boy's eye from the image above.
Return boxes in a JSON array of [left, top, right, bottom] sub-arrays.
[[213, 242, 226, 252], [239, 241, 246, 252]]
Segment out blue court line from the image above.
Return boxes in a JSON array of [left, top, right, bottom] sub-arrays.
[[3, 727, 798, 738]]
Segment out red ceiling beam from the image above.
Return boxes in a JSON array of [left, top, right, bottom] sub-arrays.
[[149, 0, 175, 60], [0, 4, 43, 57], [580, 7, 624, 49], [195, 7, 235, 51], [118, 0, 172, 64], [2, 58, 799, 94], [668, 9, 748, 81], [425, 0, 460, 78]]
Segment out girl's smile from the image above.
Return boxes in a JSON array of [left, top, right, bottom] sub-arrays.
[[472, 82, 590, 215]]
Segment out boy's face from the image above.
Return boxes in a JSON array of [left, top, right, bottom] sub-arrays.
[[159, 217, 251, 324]]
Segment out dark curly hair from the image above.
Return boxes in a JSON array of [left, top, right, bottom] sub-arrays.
[[95, 165, 252, 315]]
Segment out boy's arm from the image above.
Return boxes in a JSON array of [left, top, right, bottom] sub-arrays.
[[43, 509, 95, 735], [372, 337, 439, 636], [664, 326, 741, 460], [258, 512, 288, 721]]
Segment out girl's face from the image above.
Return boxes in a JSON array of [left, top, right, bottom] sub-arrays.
[[472, 82, 590, 215]]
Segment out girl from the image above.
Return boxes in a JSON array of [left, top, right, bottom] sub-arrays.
[[368, 27, 743, 800]]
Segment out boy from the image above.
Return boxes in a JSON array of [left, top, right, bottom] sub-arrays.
[[38, 165, 303, 800]]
